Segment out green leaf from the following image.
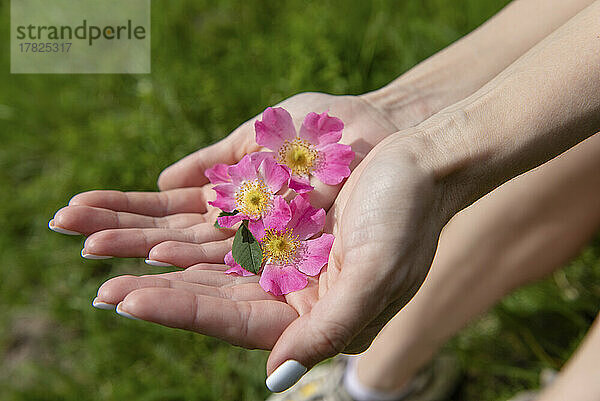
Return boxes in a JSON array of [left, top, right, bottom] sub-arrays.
[[214, 210, 239, 228], [231, 221, 262, 274]]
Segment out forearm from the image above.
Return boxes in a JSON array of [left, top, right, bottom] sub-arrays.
[[419, 133, 600, 328], [412, 1, 600, 219], [363, 0, 595, 127]]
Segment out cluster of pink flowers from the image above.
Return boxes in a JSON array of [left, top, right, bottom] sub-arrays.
[[206, 107, 354, 296]]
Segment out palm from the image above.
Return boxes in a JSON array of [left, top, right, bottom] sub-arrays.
[[303, 137, 442, 353], [51, 93, 398, 265]]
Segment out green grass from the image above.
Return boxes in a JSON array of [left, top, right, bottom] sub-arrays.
[[1, 0, 598, 400]]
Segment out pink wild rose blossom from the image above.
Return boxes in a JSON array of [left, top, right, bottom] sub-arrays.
[[208, 154, 290, 229], [254, 107, 355, 193], [224, 194, 334, 296]]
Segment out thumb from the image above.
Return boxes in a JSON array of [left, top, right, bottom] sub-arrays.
[[157, 124, 258, 191], [265, 269, 386, 392]]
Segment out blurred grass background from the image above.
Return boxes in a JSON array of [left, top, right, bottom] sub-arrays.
[[1, 0, 599, 400]]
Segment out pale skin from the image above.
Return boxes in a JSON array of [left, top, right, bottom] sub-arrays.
[[356, 133, 600, 395], [537, 315, 600, 401], [50, 0, 600, 396]]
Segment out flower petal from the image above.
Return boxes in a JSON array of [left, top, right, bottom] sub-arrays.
[[249, 151, 275, 167], [209, 183, 237, 212], [217, 213, 249, 228], [296, 234, 334, 276], [313, 143, 354, 185], [259, 264, 308, 296], [224, 251, 254, 276], [263, 196, 292, 233], [248, 219, 265, 241], [228, 155, 257, 186], [255, 107, 297, 151], [257, 156, 290, 193], [288, 175, 314, 194], [205, 163, 230, 184], [299, 111, 344, 146], [288, 194, 326, 240]]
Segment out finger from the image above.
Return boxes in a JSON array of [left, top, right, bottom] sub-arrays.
[[82, 224, 233, 258], [69, 187, 211, 216], [96, 274, 279, 306], [147, 239, 233, 268], [181, 267, 259, 287], [96, 268, 257, 304], [157, 123, 259, 190], [184, 263, 230, 272], [52, 205, 208, 236], [117, 288, 297, 349]]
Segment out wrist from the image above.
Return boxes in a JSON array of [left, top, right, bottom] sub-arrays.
[[386, 105, 495, 223], [359, 82, 434, 131]]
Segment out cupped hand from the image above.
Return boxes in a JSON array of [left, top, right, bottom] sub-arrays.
[[50, 93, 399, 264], [93, 133, 447, 391]]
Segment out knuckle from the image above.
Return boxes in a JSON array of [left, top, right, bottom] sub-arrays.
[[235, 302, 251, 339]]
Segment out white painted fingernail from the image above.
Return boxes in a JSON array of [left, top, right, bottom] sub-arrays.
[[145, 259, 173, 267], [48, 219, 80, 235], [92, 297, 115, 310], [266, 360, 307, 393], [81, 249, 113, 260], [116, 303, 141, 321]]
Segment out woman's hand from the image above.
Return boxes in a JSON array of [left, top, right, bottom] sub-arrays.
[[50, 92, 400, 264], [91, 133, 447, 391]]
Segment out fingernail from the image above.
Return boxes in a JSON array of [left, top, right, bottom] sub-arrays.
[[115, 302, 141, 321], [145, 259, 173, 267], [92, 297, 115, 310], [48, 219, 80, 235], [81, 249, 113, 260], [266, 360, 307, 393]]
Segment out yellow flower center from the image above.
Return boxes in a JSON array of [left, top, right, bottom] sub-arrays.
[[234, 179, 272, 218], [278, 138, 319, 176], [262, 228, 300, 264]]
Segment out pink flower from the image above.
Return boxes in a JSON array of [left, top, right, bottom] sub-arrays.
[[254, 107, 355, 193], [225, 195, 334, 296], [208, 154, 290, 228]]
